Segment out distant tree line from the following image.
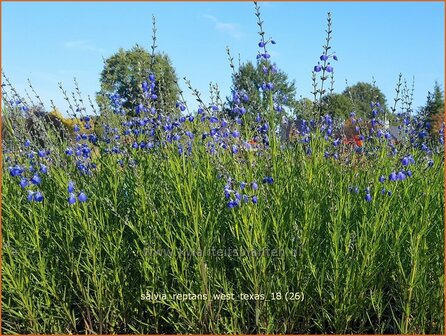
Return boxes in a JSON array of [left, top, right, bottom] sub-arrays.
[[5, 44, 442, 145]]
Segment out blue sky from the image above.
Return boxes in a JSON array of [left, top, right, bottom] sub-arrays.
[[2, 1, 444, 116]]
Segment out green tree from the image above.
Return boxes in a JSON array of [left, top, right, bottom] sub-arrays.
[[229, 60, 297, 122], [341, 82, 389, 120], [293, 97, 315, 120], [419, 81, 444, 135], [97, 45, 180, 116], [320, 93, 354, 119]]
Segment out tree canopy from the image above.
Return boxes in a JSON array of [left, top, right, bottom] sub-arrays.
[[228, 60, 297, 122], [341, 82, 388, 119], [320, 93, 353, 120], [97, 45, 180, 116], [318, 82, 389, 120], [418, 81, 444, 136]]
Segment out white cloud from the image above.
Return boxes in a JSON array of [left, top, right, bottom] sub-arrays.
[[64, 40, 104, 53], [203, 14, 244, 39]]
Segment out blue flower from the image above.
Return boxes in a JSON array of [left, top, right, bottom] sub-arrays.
[[252, 196, 258, 204], [176, 103, 186, 112], [314, 65, 322, 72], [255, 114, 261, 122], [365, 194, 372, 202], [68, 193, 76, 205], [324, 115, 332, 125], [78, 192, 88, 203], [40, 164, 48, 174], [379, 175, 386, 183], [34, 191, 44, 202], [68, 181, 75, 193], [20, 178, 28, 188], [224, 188, 231, 199], [31, 175, 41, 185], [27, 191, 35, 202], [232, 145, 238, 154], [389, 172, 398, 181], [251, 182, 258, 190], [262, 176, 274, 184], [401, 157, 409, 166], [320, 55, 329, 61], [9, 165, 23, 177], [227, 200, 238, 209], [143, 81, 151, 93], [136, 103, 145, 114]]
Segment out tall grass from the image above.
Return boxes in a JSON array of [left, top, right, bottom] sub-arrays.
[[2, 124, 444, 333]]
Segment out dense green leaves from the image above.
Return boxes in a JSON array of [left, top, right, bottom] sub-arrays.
[[319, 82, 389, 119], [3, 131, 444, 333], [418, 81, 444, 136], [228, 60, 297, 119], [97, 45, 180, 116]]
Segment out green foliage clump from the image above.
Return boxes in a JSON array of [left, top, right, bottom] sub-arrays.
[[229, 60, 297, 120], [97, 45, 180, 116], [418, 81, 444, 137]]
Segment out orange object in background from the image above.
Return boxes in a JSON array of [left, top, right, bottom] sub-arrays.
[[353, 135, 363, 147], [248, 138, 257, 145], [343, 135, 363, 147]]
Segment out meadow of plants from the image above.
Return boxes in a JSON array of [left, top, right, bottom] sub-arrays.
[[2, 3, 444, 334]]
